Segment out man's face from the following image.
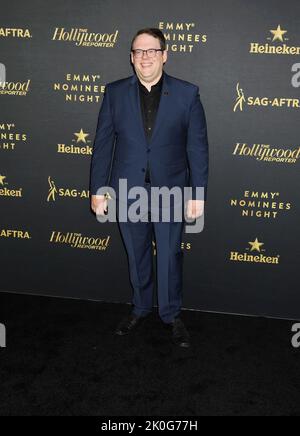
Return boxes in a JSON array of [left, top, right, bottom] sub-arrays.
[[131, 33, 168, 83]]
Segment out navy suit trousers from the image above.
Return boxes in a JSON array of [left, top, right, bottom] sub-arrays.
[[116, 182, 185, 323]]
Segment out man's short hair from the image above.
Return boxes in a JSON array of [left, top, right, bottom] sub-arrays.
[[131, 28, 166, 51]]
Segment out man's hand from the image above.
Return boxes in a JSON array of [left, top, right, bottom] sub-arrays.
[[186, 199, 204, 220], [91, 195, 108, 216]]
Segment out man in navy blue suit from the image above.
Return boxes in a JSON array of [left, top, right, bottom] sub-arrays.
[[90, 28, 209, 348]]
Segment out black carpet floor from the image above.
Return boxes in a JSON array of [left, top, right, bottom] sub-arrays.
[[0, 291, 299, 416]]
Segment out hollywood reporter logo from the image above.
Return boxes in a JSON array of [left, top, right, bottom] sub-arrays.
[[52, 28, 119, 48], [0, 64, 30, 95]]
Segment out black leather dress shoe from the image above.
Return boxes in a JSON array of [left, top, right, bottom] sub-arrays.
[[168, 317, 191, 348], [114, 313, 146, 336]]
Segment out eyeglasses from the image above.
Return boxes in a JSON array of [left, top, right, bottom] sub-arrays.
[[131, 49, 164, 58]]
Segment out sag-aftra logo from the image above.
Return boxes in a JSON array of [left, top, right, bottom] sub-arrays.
[[233, 83, 300, 112], [47, 177, 89, 202]]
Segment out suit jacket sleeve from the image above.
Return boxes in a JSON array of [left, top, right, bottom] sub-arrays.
[[186, 86, 209, 201], [89, 85, 116, 195]]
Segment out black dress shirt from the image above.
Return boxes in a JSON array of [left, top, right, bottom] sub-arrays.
[[138, 72, 164, 183]]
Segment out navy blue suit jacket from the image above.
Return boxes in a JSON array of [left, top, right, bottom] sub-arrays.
[[90, 71, 209, 202]]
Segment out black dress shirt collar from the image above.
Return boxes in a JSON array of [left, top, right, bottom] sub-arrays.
[[138, 71, 164, 95]]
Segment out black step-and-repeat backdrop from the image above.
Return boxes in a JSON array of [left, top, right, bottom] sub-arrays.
[[1, 0, 299, 319]]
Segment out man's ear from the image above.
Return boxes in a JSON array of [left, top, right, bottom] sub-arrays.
[[130, 51, 135, 64], [163, 50, 168, 64]]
